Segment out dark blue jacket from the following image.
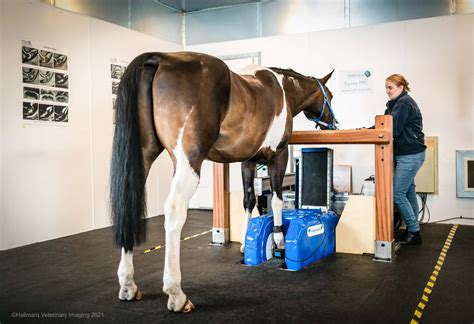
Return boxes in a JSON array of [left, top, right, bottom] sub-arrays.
[[385, 91, 426, 156]]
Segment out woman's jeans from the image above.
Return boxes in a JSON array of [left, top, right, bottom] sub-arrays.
[[394, 151, 426, 233]]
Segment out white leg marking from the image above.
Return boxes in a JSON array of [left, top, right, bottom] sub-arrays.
[[117, 249, 138, 300], [163, 129, 199, 312], [240, 209, 253, 253], [271, 192, 285, 249]]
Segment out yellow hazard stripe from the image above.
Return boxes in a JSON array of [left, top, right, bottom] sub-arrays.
[[411, 224, 459, 323], [144, 229, 212, 254]]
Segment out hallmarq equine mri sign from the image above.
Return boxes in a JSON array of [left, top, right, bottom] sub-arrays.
[[340, 69, 373, 93]]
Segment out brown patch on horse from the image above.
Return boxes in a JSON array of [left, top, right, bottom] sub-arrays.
[[151, 52, 231, 174]]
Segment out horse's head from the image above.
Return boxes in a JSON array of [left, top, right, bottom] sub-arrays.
[[302, 70, 338, 130]]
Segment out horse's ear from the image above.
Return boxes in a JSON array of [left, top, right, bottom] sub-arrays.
[[320, 69, 335, 84]]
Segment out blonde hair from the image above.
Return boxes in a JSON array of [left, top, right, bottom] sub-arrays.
[[386, 74, 411, 92]]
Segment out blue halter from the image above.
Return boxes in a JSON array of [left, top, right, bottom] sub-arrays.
[[305, 79, 338, 130]]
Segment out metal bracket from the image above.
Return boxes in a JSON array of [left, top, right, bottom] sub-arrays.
[[373, 240, 396, 262], [210, 227, 229, 245]]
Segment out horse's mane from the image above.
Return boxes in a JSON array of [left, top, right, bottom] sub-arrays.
[[268, 67, 316, 80]]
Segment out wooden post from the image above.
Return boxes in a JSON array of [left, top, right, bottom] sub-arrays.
[[374, 115, 394, 261], [212, 162, 229, 244]]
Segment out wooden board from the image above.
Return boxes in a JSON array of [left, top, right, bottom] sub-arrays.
[[336, 195, 375, 254], [415, 136, 438, 193]]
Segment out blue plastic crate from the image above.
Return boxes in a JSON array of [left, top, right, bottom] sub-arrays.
[[285, 210, 338, 271], [244, 209, 338, 270]]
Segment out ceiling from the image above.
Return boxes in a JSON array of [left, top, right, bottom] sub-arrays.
[[154, 0, 266, 12]]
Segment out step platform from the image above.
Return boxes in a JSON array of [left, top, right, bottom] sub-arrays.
[[244, 209, 338, 271]]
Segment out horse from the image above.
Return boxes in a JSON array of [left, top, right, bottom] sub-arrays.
[[110, 51, 336, 313]]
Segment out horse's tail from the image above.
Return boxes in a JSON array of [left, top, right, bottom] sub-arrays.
[[110, 53, 160, 252]]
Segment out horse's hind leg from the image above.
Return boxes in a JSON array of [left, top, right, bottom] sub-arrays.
[[117, 248, 140, 300], [117, 147, 163, 302], [116, 147, 162, 301], [268, 147, 289, 250], [162, 142, 202, 312]]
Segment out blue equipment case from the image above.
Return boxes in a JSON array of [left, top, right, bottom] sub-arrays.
[[244, 209, 338, 271]]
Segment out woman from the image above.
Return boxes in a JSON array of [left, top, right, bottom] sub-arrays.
[[385, 74, 426, 245]]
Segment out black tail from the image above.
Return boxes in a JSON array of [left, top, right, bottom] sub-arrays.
[[110, 53, 160, 252]]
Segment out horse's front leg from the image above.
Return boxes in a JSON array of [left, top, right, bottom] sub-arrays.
[[268, 147, 289, 250], [240, 160, 257, 253], [162, 158, 200, 312], [117, 248, 141, 301]]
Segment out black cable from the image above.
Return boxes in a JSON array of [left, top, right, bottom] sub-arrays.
[[428, 216, 474, 224], [417, 192, 430, 224]]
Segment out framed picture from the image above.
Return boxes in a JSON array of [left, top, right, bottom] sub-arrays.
[[456, 150, 474, 198]]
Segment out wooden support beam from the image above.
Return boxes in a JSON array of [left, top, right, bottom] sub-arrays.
[[289, 128, 391, 145]]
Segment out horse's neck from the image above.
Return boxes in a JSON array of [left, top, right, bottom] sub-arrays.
[[280, 77, 313, 118]]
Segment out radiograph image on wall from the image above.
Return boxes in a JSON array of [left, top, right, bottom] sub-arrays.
[[112, 81, 120, 95], [23, 67, 39, 84], [22, 46, 39, 65], [23, 86, 40, 100], [23, 102, 39, 120], [40, 50, 54, 68], [55, 73, 68, 89], [54, 53, 68, 70], [40, 70, 55, 87], [40, 89, 56, 102], [55, 91, 69, 103], [39, 104, 54, 121], [111, 64, 126, 79], [54, 105, 68, 122]]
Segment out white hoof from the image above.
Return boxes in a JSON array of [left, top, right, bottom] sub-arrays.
[[166, 293, 189, 312], [118, 284, 141, 301]]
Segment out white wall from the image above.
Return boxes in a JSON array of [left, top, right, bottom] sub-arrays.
[[188, 14, 474, 225], [88, 18, 178, 229], [0, 0, 180, 250], [0, 0, 4, 249]]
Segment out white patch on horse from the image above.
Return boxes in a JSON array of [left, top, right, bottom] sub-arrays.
[[117, 248, 138, 300], [259, 71, 288, 152], [240, 208, 255, 253], [271, 192, 285, 249], [291, 76, 301, 91], [162, 123, 200, 311]]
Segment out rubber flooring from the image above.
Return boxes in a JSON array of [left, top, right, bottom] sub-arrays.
[[0, 210, 473, 323]]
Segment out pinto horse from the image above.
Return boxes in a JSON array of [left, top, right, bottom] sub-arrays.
[[110, 51, 336, 313]]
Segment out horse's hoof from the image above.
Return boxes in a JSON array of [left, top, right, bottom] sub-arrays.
[[119, 287, 142, 302], [134, 288, 143, 301], [180, 299, 195, 313]]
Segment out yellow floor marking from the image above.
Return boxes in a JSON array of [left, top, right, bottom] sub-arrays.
[[144, 229, 212, 254], [411, 225, 459, 323]]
